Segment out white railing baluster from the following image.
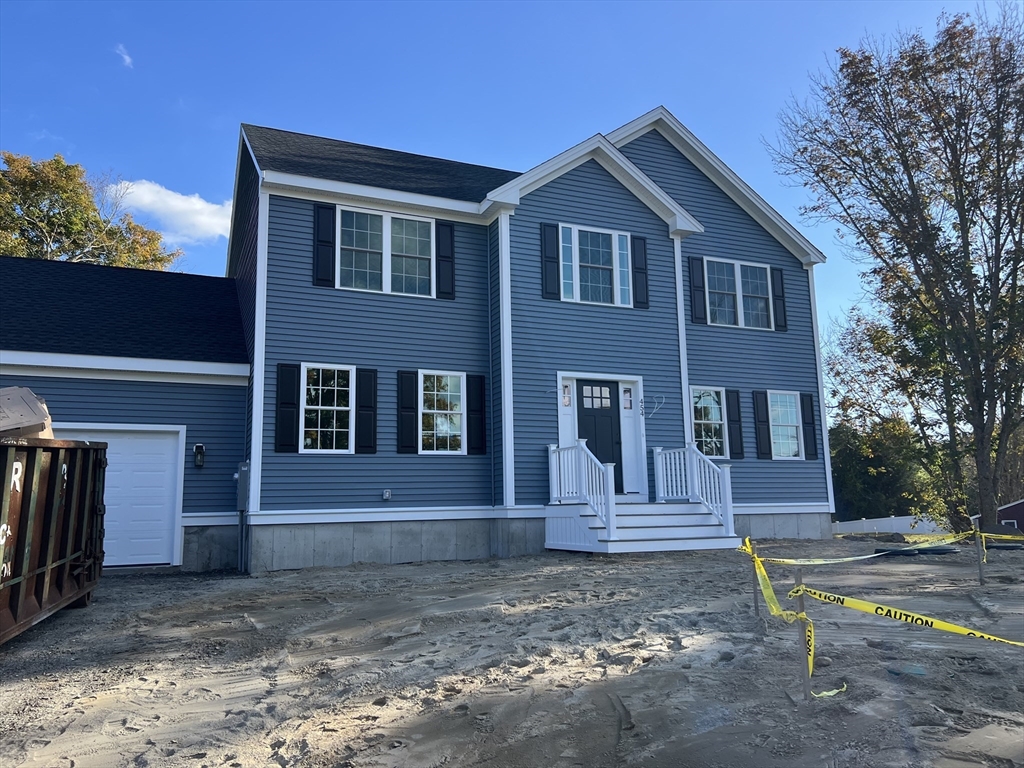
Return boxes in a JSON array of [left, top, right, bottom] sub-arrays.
[[547, 439, 617, 539], [651, 443, 734, 534]]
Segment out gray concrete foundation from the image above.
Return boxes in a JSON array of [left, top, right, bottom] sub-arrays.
[[247, 518, 546, 573], [182, 525, 239, 572], [733, 513, 832, 541]]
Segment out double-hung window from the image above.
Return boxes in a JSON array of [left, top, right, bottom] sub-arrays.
[[768, 390, 802, 459], [559, 224, 632, 306], [420, 371, 466, 454], [705, 258, 772, 329], [300, 363, 355, 453], [339, 207, 434, 297], [691, 387, 727, 457]]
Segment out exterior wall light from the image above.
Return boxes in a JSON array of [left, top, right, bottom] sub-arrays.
[[194, 443, 206, 468]]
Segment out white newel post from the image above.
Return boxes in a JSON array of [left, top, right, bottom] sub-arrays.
[[720, 463, 735, 537], [548, 444, 559, 504], [685, 441, 700, 501], [604, 463, 617, 540], [652, 447, 665, 502], [576, 439, 588, 502]]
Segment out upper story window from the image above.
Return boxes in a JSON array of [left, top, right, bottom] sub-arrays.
[[559, 224, 632, 307], [692, 387, 727, 457], [706, 258, 772, 329], [301, 363, 355, 453], [768, 390, 802, 459], [338, 207, 434, 297]]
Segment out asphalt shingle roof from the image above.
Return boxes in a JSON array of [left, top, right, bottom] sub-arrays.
[[243, 124, 522, 203], [0, 257, 249, 365]]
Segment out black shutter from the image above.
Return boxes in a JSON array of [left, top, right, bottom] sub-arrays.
[[689, 257, 707, 324], [631, 235, 649, 309], [354, 368, 377, 454], [276, 363, 301, 453], [313, 204, 335, 287], [800, 393, 818, 460], [541, 223, 560, 300], [752, 390, 771, 459], [436, 221, 455, 300], [725, 389, 744, 460], [397, 370, 419, 454], [467, 375, 486, 455], [771, 267, 787, 331]]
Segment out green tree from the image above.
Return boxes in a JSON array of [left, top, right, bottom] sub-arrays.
[[772, 9, 1024, 529], [0, 152, 180, 269]]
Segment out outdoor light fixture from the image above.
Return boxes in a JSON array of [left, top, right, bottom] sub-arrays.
[[193, 444, 206, 468]]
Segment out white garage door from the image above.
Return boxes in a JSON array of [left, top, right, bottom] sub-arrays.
[[54, 427, 180, 566]]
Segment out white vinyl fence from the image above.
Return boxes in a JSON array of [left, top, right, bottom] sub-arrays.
[[832, 516, 947, 535]]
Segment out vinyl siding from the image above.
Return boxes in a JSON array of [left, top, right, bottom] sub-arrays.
[[619, 129, 829, 504], [488, 219, 503, 505], [0, 374, 246, 515], [260, 195, 494, 510], [509, 159, 686, 505]]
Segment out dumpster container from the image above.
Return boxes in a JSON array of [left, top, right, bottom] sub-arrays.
[[1, 436, 106, 645]]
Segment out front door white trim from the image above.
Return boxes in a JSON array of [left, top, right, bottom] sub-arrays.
[[555, 371, 648, 501], [53, 422, 186, 566]]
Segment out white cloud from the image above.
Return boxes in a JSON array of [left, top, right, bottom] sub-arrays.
[[113, 180, 232, 245], [115, 44, 133, 68]]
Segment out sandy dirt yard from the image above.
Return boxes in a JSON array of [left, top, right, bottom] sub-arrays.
[[1, 539, 1022, 768]]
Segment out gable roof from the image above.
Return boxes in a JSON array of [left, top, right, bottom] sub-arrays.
[[484, 134, 703, 237], [242, 124, 521, 204], [0, 257, 248, 365], [606, 107, 826, 265]]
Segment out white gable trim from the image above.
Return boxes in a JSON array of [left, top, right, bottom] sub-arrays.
[[1, 351, 249, 386], [606, 107, 826, 265], [484, 134, 703, 238]]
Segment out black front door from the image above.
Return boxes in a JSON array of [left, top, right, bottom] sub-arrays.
[[576, 380, 623, 494]]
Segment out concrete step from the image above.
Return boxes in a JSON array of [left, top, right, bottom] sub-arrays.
[[598, 524, 727, 541]]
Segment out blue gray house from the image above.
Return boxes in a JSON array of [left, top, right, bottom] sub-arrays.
[[0, 107, 835, 572]]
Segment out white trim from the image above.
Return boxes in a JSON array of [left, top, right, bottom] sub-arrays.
[[249, 191, 270, 514], [499, 211, 515, 506], [261, 170, 483, 217], [557, 223, 633, 307], [183, 513, 240, 527], [733, 502, 831, 516], [673, 236, 693, 443], [53, 422, 187, 567], [334, 204, 436, 299], [418, 369, 468, 455], [807, 267, 836, 516], [703, 257, 774, 330], [606, 107, 825, 265], [246, 504, 548, 526], [766, 389, 804, 460], [0, 351, 249, 384], [689, 386, 729, 458], [260, 186, 494, 227], [298, 363, 356, 455], [997, 499, 1024, 511], [485, 134, 703, 238]]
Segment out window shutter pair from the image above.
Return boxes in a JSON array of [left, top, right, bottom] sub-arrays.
[[275, 363, 377, 453], [539, 223, 648, 308], [687, 257, 788, 330], [311, 207, 456, 299], [397, 372, 487, 455], [751, 390, 818, 460]]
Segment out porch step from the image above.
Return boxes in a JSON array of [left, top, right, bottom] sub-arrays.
[[597, 523, 727, 541], [583, 513, 719, 528]]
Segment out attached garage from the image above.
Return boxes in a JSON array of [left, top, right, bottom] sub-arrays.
[[54, 425, 184, 566]]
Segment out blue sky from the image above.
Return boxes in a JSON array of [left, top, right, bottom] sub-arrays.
[[0, 0, 979, 325]]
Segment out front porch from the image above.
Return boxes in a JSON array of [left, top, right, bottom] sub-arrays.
[[544, 441, 741, 553]]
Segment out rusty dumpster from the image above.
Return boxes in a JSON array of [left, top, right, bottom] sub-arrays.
[[1, 437, 106, 645]]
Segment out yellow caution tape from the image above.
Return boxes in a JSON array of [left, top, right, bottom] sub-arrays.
[[740, 533, 973, 566], [788, 584, 1024, 648], [812, 682, 847, 698]]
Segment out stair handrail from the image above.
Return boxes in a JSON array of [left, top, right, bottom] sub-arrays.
[[652, 446, 689, 501], [548, 439, 617, 540], [684, 442, 735, 536]]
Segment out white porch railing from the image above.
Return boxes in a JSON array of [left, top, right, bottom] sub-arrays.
[[548, 439, 617, 540], [653, 443, 734, 536]]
